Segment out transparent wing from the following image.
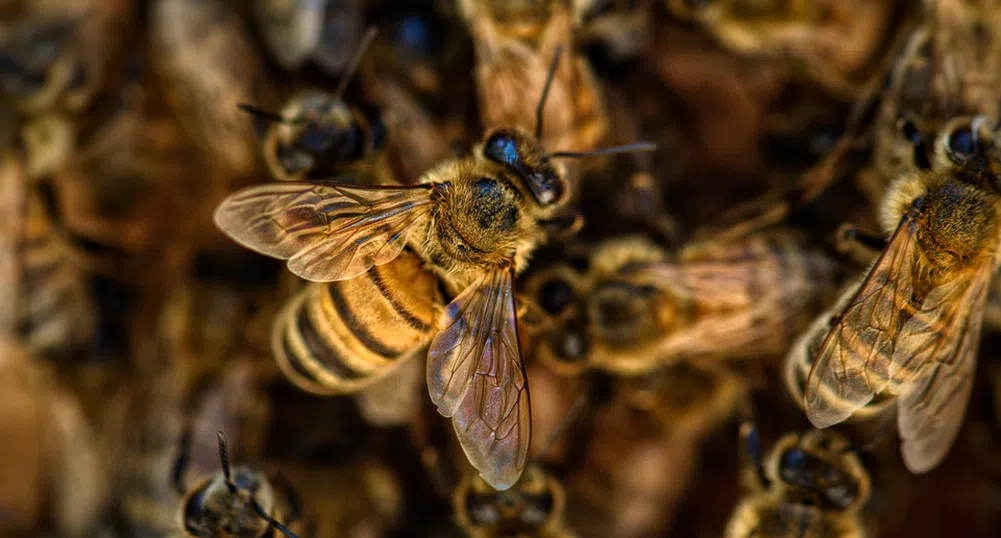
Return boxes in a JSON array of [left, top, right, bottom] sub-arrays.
[[213, 182, 433, 281], [892, 264, 991, 473], [805, 215, 917, 428], [427, 267, 530, 491]]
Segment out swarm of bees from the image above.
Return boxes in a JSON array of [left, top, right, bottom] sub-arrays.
[[5, 0, 1001, 537]]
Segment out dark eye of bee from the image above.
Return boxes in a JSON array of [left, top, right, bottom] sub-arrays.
[[182, 486, 209, 533], [947, 125, 976, 161], [900, 119, 931, 171], [484, 133, 520, 167], [538, 278, 573, 314]]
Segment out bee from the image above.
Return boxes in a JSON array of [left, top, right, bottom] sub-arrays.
[[664, 0, 906, 98], [454, 463, 573, 538], [458, 0, 609, 161], [151, 0, 275, 178], [239, 29, 390, 184], [803, 116, 1001, 473], [214, 49, 653, 490], [525, 234, 837, 376], [0, 151, 95, 356], [859, 1, 1001, 205], [567, 363, 746, 538], [725, 423, 872, 538], [176, 432, 302, 538]]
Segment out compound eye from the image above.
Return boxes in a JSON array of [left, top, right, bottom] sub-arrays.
[[538, 278, 573, 315], [947, 124, 976, 161], [484, 132, 521, 166]]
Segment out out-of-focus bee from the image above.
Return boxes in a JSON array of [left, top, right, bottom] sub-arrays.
[[803, 117, 1001, 473], [213, 52, 653, 490], [0, 341, 108, 537], [151, 0, 274, 178], [725, 424, 872, 538], [859, 1, 1001, 206], [240, 29, 391, 184], [454, 463, 573, 538], [458, 0, 609, 161], [0, 0, 129, 116], [0, 151, 94, 356], [524, 234, 837, 375], [664, 0, 906, 98], [176, 432, 302, 538], [252, 0, 366, 74]]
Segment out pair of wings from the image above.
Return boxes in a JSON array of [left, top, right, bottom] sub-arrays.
[[214, 182, 530, 490], [804, 213, 990, 473]]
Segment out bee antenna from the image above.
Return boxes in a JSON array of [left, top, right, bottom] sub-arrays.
[[548, 141, 657, 159], [539, 393, 587, 459], [335, 27, 378, 99], [251, 499, 301, 538], [535, 46, 563, 139], [216, 430, 237, 494], [237, 103, 289, 125]]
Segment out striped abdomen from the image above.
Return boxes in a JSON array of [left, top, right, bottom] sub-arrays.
[[18, 190, 94, 354], [273, 249, 443, 394]]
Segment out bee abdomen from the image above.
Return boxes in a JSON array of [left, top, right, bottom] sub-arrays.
[[273, 251, 442, 394], [17, 193, 94, 354]]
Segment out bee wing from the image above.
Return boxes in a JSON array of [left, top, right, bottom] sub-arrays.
[[427, 267, 530, 491], [891, 263, 991, 472], [213, 182, 433, 281], [804, 215, 918, 428]]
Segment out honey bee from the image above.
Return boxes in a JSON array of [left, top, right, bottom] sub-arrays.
[[454, 463, 573, 538], [664, 0, 906, 98], [725, 424, 872, 538], [859, 1, 1001, 206], [214, 50, 653, 490], [176, 432, 302, 538], [458, 0, 609, 160], [803, 116, 1001, 473], [0, 151, 95, 356], [525, 234, 838, 376], [151, 0, 275, 178], [239, 29, 390, 184]]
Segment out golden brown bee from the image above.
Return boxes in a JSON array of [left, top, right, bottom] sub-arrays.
[[859, 2, 1001, 206], [150, 0, 274, 178], [664, 0, 905, 98], [803, 116, 1001, 473], [525, 234, 837, 376], [725, 425, 872, 538], [459, 0, 609, 159], [214, 52, 653, 489], [0, 151, 94, 355], [454, 463, 573, 538], [240, 30, 389, 184], [176, 432, 302, 538]]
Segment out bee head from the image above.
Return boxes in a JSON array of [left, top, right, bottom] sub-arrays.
[[460, 465, 560, 533], [273, 93, 368, 178], [937, 116, 1001, 179], [182, 467, 275, 538], [525, 266, 592, 372], [482, 127, 567, 207], [769, 431, 871, 511]]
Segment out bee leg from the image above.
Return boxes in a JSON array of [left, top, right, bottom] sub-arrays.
[[738, 421, 769, 489], [835, 223, 886, 266], [170, 425, 193, 495]]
